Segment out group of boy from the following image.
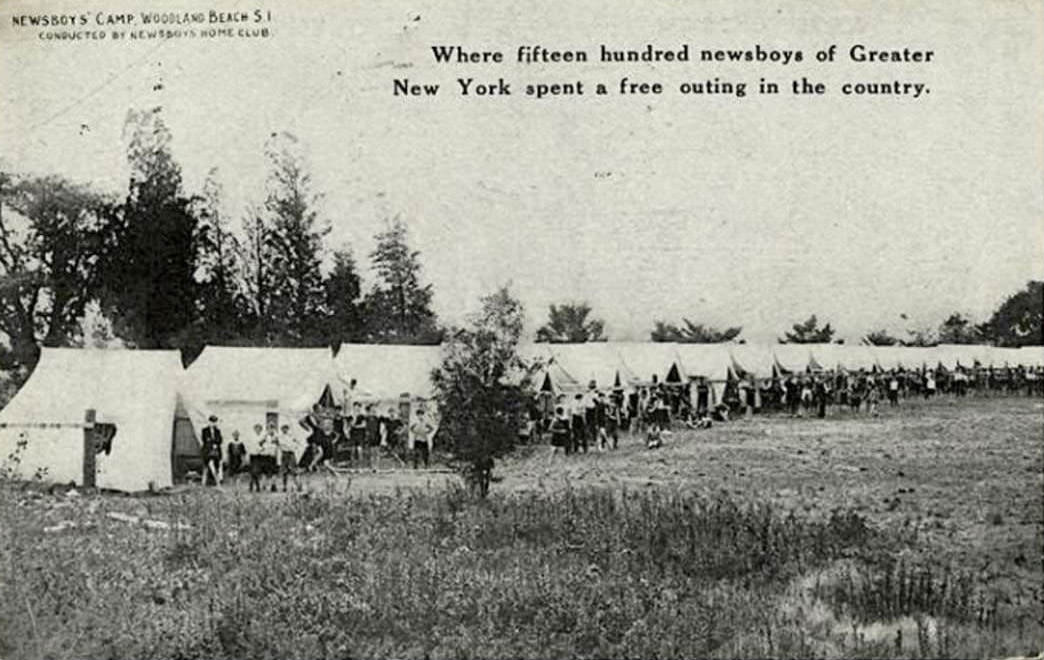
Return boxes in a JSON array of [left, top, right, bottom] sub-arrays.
[[546, 382, 689, 459], [197, 404, 439, 491]]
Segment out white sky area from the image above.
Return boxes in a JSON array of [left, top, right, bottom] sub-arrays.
[[1, 0, 1042, 343]]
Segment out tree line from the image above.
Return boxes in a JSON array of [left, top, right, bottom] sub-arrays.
[[0, 109, 440, 377], [1, 106, 1040, 384], [536, 293, 1042, 347]]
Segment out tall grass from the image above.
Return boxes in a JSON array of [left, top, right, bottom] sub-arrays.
[[0, 483, 1038, 659]]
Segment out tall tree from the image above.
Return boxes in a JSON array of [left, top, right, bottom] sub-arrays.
[[864, 329, 900, 346], [318, 248, 365, 347], [0, 172, 111, 371], [980, 280, 1043, 347], [99, 108, 199, 349], [936, 312, 982, 345], [650, 318, 741, 343], [432, 285, 530, 497], [241, 207, 276, 343], [779, 314, 835, 344], [535, 301, 606, 343], [364, 217, 441, 344], [189, 168, 251, 352], [258, 133, 330, 345]]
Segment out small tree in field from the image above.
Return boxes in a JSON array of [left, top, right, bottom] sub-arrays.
[[432, 285, 531, 497]]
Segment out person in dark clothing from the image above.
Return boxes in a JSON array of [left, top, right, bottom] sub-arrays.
[[571, 394, 587, 454], [549, 406, 570, 461], [364, 404, 381, 469], [200, 415, 223, 486], [348, 403, 367, 467], [814, 380, 828, 418], [226, 430, 247, 476], [785, 378, 800, 417]]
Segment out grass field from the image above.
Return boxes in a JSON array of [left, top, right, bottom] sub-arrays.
[[0, 396, 1040, 659]]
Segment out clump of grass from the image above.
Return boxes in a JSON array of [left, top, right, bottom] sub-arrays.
[[0, 483, 1038, 659]]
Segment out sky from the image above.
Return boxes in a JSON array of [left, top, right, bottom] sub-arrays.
[[1, 0, 1042, 344]]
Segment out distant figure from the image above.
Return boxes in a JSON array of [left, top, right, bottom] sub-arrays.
[[276, 424, 303, 492], [645, 425, 663, 450], [584, 383, 599, 449], [887, 375, 900, 407], [799, 379, 813, 417], [814, 379, 828, 418], [200, 415, 223, 487], [867, 382, 881, 417], [925, 373, 937, 400], [549, 406, 570, 461], [349, 402, 367, 467], [364, 404, 381, 469], [247, 423, 266, 492], [571, 394, 587, 454], [604, 392, 621, 450], [409, 408, 435, 469], [226, 430, 247, 477], [785, 378, 800, 417]]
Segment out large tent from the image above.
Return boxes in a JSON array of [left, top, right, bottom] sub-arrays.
[[837, 345, 879, 372], [772, 344, 815, 374], [729, 343, 778, 379], [673, 343, 735, 404], [517, 343, 583, 394], [185, 346, 339, 437], [613, 342, 683, 385], [0, 348, 193, 492], [544, 343, 638, 391], [335, 343, 443, 403], [1018, 346, 1044, 367]]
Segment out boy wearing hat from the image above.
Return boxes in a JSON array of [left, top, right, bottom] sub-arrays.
[[201, 415, 223, 486]]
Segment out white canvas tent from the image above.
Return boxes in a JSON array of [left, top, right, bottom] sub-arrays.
[[673, 343, 735, 404], [613, 342, 682, 385], [729, 343, 777, 379], [185, 346, 339, 438], [544, 343, 638, 391], [1017, 346, 1044, 367], [335, 343, 443, 403], [773, 344, 814, 374], [517, 343, 584, 394], [0, 348, 192, 492]]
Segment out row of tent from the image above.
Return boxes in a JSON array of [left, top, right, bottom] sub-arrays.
[[0, 342, 1041, 492], [521, 342, 1044, 398]]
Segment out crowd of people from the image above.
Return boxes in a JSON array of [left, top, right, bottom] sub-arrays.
[[526, 363, 1043, 459], [195, 363, 1040, 486], [196, 402, 439, 491]]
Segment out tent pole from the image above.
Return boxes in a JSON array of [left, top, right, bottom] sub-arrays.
[[82, 409, 96, 489]]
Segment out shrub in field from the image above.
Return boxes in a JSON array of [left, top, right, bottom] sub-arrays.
[[432, 285, 533, 497]]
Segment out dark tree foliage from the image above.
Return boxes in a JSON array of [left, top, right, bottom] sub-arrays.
[[864, 329, 900, 346], [260, 133, 331, 345], [778, 314, 835, 344], [0, 172, 112, 371], [980, 280, 1043, 347], [432, 285, 531, 497], [364, 217, 441, 344], [182, 168, 253, 358], [936, 312, 982, 345], [650, 318, 742, 343], [99, 108, 199, 349], [241, 209, 276, 343], [535, 302, 606, 343], [319, 249, 366, 346]]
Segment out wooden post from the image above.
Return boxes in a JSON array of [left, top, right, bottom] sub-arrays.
[[82, 409, 96, 488]]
